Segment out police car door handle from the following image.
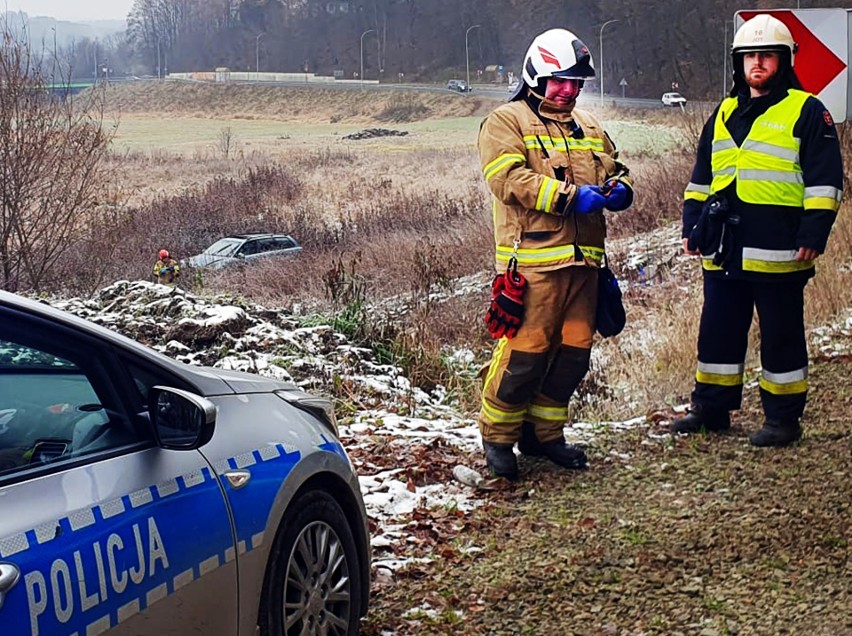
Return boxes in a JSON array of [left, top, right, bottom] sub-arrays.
[[0, 563, 20, 609]]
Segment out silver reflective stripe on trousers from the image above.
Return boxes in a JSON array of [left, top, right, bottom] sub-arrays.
[[762, 367, 808, 384], [697, 362, 745, 375]]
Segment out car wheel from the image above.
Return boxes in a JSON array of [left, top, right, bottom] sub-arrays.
[[260, 490, 362, 636]]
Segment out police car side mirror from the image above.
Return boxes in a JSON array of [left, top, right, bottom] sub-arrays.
[[149, 387, 216, 450]]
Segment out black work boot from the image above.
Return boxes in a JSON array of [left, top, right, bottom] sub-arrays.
[[670, 405, 731, 434], [750, 419, 802, 447], [540, 440, 588, 470], [483, 442, 518, 480], [518, 422, 545, 457]]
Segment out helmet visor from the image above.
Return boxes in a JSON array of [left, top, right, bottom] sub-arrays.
[[552, 60, 595, 79]]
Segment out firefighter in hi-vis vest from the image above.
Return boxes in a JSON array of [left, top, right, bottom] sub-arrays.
[[673, 14, 843, 446], [477, 28, 634, 480]]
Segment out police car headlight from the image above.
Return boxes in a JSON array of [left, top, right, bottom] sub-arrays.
[[274, 390, 338, 436]]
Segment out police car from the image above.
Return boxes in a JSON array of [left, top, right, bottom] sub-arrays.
[[0, 291, 370, 635]]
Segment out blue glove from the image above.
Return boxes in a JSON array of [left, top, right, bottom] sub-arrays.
[[603, 181, 632, 211], [160, 267, 168, 275], [573, 185, 607, 214]]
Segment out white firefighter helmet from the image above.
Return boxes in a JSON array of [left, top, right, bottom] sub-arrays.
[[521, 28, 595, 90], [732, 14, 797, 65]]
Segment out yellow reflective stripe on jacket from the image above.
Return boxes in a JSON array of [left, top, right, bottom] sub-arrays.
[[696, 361, 744, 386], [684, 181, 711, 202], [804, 185, 842, 212], [481, 399, 525, 425], [701, 256, 723, 271], [535, 177, 560, 213], [484, 153, 526, 182], [523, 135, 605, 153], [711, 90, 810, 206], [741, 247, 814, 274], [759, 367, 808, 396], [527, 403, 569, 422], [495, 244, 603, 267]]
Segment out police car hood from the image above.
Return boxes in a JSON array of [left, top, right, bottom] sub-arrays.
[[198, 366, 298, 394]]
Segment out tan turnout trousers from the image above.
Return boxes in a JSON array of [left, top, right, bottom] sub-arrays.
[[479, 266, 597, 445]]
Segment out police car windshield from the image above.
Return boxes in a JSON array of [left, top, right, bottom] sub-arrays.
[[203, 238, 243, 256]]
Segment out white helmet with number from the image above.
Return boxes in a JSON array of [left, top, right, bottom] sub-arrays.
[[522, 28, 595, 90], [732, 14, 797, 65]]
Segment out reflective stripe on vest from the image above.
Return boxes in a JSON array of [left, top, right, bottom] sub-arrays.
[[711, 90, 810, 207]]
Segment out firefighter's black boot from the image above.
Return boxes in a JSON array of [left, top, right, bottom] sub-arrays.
[[750, 419, 802, 447], [540, 440, 588, 470], [670, 405, 731, 434], [518, 422, 545, 457], [483, 442, 518, 480]]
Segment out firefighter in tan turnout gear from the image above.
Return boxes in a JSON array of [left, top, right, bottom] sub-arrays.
[[477, 28, 634, 480], [672, 15, 843, 446], [153, 248, 181, 285]]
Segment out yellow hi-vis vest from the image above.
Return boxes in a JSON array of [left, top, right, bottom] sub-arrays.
[[711, 89, 810, 207]]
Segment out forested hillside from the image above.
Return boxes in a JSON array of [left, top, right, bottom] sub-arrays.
[[124, 0, 844, 99]]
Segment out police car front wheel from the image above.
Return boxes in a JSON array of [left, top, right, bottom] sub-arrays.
[[260, 489, 362, 636]]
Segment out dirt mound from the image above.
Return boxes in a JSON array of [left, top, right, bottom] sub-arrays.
[[102, 80, 499, 123]]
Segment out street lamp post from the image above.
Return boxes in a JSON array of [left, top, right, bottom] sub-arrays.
[[465, 24, 481, 94], [360, 29, 375, 89], [599, 19, 619, 106], [50, 26, 57, 80], [256, 33, 264, 79], [157, 35, 163, 80]]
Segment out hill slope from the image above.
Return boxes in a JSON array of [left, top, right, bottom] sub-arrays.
[[104, 81, 501, 123]]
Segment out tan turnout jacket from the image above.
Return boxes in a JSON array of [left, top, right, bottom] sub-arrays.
[[478, 99, 628, 273]]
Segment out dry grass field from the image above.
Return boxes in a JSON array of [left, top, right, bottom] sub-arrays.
[[95, 81, 852, 423]]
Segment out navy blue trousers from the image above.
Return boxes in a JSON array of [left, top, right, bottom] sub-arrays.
[[692, 276, 809, 422]]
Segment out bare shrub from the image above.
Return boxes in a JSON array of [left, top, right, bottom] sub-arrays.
[[218, 127, 234, 159], [0, 20, 115, 292], [607, 154, 695, 239]]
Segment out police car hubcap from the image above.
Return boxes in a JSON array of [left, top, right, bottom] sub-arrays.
[[283, 521, 351, 634]]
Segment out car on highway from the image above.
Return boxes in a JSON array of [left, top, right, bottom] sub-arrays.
[[661, 91, 687, 107], [184, 233, 302, 270], [446, 79, 471, 93], [0, 290, 370, 636]]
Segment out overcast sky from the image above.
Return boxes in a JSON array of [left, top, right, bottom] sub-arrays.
[[5, 0, 133, 21]]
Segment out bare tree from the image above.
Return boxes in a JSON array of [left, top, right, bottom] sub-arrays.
[[0, 19, 115, 292]]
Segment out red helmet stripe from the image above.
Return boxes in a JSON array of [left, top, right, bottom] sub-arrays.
[[537, 45, 561, 68]]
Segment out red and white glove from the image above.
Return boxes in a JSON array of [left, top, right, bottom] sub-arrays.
[[484, 270, 527, 339]]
